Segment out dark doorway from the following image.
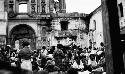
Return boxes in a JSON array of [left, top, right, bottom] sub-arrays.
[[9, 24, 36, 50], [60, 21, 69, 31], [120, 34, 125, 70]]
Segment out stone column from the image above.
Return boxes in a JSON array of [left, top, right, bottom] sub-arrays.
[[59, 0, 66, 13], [102, 0, 124, 74]]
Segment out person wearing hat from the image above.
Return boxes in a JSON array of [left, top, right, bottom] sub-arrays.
[[39, 46, 48, 69], [53, 44, 65, 67], [18, 41, 33, 71]]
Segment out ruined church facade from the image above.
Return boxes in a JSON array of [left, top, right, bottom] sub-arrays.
[[0, 0, 89, 50]]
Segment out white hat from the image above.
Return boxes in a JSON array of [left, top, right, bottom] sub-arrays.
[[7, 45, 11, 47], [97, 51, 103, 55], [47, 54, 53, 58]]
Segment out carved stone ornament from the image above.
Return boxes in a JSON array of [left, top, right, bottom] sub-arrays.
[[28, 12, 37, 17], [8, 11, 16, 18], [17, 0, 29, 2], [31, 0, 35, 3]]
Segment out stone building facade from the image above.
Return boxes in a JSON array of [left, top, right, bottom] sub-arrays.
[[0, 0, 7, 46], [0, 0, 89, 50], [88, 0, 125, 49], [88, 6, 104, 48], [117, 0, 125, 34]]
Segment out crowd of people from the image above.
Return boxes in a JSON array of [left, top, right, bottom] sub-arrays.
[[0, 41, 106, 74]]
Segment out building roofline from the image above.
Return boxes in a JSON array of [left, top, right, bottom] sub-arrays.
[[89, 5, 102, 18], [51, 12, 87, 18]]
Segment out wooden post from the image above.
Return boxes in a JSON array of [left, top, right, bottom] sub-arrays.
[[102, 0, 124, 74]]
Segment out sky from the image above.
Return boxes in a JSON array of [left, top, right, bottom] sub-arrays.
[[19, 0, 101, 14], [65, 0, 101, 14]]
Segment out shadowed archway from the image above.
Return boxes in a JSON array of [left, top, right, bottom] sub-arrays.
[[8, 24, 36, 50]]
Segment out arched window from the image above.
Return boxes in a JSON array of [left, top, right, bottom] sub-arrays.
[[93, 20, 96, 30], [118, 3, 124, 17]]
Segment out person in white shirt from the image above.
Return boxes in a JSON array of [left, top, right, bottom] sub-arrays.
[[40, 46, 48, 57], [72, 60, 84, 69], [88, 54, 97, 68], [18, 41, 33, 71], [39, 46, 48, 68]]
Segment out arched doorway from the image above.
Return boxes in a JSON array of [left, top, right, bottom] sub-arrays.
[[9, 24, 36, 50]]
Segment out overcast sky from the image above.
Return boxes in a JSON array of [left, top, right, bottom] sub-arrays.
[[65, 0, 101, 14], [19, 0, 101, 14]]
